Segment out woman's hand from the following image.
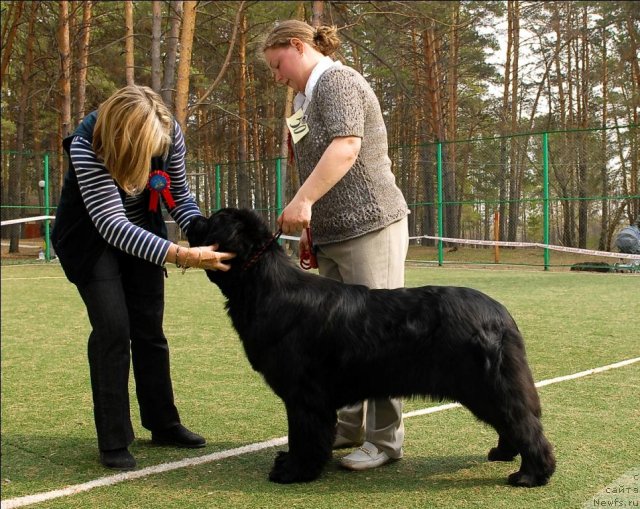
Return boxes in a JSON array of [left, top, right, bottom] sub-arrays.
[[195, 245, 236, 271], [277, 197, 312, 235], [170, 244, 235, 271]]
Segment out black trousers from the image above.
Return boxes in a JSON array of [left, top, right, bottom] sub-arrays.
[[77, 247, 180, 451]]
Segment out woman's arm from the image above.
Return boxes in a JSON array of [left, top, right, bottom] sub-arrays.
[[71, 136, 172, 265], [71, 135, 234, 271]]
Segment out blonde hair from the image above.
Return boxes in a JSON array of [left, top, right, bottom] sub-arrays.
[[262, 20, 341, 56], [93, 85, 173, 195]]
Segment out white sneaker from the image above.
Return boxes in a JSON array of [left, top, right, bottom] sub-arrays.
[[333, 434, 363, 449], [340, 442, 397, 471]]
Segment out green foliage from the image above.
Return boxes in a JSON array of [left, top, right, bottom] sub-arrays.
[[1, 116, 16, 138]]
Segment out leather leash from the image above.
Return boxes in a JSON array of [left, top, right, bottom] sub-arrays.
[[299, 226, 318, 270], [242, 229, 283, 271]]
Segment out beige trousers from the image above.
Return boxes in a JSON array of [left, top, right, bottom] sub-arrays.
[[315, 216, 408, 458]]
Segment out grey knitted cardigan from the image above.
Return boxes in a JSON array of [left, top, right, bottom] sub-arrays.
[[293, 65, 409, 245]]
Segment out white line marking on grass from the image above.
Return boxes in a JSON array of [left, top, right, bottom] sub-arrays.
[[534, 357, 640, 388], [1, 438, 288, 509], [3, 357, 640, 509], [1, 276, 67, 281], [403, 356, 640, 419]]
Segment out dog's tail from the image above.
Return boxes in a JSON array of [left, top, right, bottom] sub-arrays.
[[494, 326, 541, 417]]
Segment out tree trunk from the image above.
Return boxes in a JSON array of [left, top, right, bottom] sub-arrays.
[[151, 1, 162, 93], [423, 27, 443, 142], [598, 26, 609, 251], [124, 0, 134, 85], [507, 0, 520, 242], [227, 128, 237, 207], [625, 17, 640, 90], [57, 0, 72, 195], [237, 11, 249, 207], [409, 29, 420, 239], [577, 5, 589, 248], [74, 1, 92, 124], [423, 27, 444, 243], [552, 5, 566, 128], [8, 2, 38, 253], [162, 0, 183, 109], [499, 1, 513, 242], [280, 87, 295, 214], [312, 1, 324, 27], [248, 63, 263, 212], [624, 17, 639, 221], [174, 0, 197, 132], [264, 80, 276, 216], [1, 1, 24, 83], [447, 2, 460, 240]]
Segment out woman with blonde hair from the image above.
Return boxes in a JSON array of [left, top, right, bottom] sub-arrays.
[[263, 20, 410, 471], [52, 85, 234, 470]]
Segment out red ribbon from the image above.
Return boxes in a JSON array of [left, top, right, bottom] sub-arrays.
[[147, 170, 176, 211]]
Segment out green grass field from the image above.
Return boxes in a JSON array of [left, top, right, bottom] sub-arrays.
[[1, 262, 639, 508]]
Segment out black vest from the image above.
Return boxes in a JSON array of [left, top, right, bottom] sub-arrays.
[[52, 111, 174, 285]]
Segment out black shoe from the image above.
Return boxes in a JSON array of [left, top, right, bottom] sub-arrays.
[[100, 448, 136, 470], [151, 424, 206, 448]]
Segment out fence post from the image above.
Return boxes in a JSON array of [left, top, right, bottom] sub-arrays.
[[436, 141, 444, 266], [43, 153, 51, 261], [215, 164, 221, 210], [542, 133, 550, 271]]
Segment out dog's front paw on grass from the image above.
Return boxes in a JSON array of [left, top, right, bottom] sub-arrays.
[[507, 470, 550, 488], [488, 447, 517, 462], [268, 451, 320, 484]]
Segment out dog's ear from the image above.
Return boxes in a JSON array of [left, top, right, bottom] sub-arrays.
[[186, 215, 210, 247], [213, 209, 261, 258], [187, 208, 276, 267]]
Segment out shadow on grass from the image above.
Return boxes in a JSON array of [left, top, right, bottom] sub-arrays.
[[0, 432, 246, 499], [179, 447, 507, 494]]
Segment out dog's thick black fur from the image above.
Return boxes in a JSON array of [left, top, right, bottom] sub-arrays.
[[188, 208, 556, 487]]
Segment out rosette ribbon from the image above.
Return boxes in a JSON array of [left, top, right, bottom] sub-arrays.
[[147, 170, 176, 211]]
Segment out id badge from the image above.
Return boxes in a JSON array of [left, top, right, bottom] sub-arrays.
[[286, 108, 309, 144]]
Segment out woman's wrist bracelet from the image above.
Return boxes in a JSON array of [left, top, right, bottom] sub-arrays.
[[174, 246, 202, 273], [182, 248, 191, 274], [175, 246, 183, 268]]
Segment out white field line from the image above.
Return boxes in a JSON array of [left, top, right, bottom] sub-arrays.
[[403, 356, 640, 418], [1, 276, 66, 280], [2, 357, 639, 509]]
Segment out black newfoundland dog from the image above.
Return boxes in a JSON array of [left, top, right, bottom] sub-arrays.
[[188, 208, 556, 487]]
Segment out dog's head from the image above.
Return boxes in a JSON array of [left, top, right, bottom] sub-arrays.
[[187, 208, 276, 276]]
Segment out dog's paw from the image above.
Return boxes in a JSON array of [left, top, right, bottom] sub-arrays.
[[488, 447, 517, 462], [273, 451, 288, 469], [507, 470, 549, 488], [268, 452, 321, 484]]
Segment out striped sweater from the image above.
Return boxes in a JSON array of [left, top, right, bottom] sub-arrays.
[[68, 120, 200, 266]]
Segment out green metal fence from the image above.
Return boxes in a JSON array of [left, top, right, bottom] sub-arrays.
[[184, 124, 638, 270], [2, 125, 638, 269]]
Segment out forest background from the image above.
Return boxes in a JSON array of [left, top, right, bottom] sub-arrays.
[[1, 0, 639, 255]]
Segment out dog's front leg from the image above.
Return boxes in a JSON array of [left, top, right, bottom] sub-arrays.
[[269, 400, 336, 484]]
